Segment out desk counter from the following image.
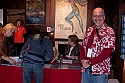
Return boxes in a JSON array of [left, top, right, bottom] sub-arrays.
[[0, 63, 82, 83]]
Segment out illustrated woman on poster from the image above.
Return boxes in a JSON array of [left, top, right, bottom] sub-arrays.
[[65, 0, 87, 34]]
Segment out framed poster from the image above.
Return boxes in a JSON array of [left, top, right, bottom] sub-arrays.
[[120, 15, 125, 59], [26, 0, 45, 25], [55, 0, 87, 39], [7, 9, 25, 25]]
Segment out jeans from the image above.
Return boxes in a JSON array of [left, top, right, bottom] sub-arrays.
[[81, 68, 108, 83], [23, 62, 44, 83]]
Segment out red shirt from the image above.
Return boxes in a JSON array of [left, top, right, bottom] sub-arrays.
[[80, 23, 115, 75], [14, 26, 26, 43]]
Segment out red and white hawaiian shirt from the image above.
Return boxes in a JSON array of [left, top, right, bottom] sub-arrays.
[[81, 23, 115, 75]]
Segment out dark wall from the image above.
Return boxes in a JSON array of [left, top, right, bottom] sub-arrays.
[[0, 0, 25, 25], [117, 0, 125, 83], [0, 0, 25, 9]]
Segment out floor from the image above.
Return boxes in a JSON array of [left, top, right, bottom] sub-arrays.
[[123, 71, 125, 83], [123, 60, 125, 83], [108, 79, 119, 83]]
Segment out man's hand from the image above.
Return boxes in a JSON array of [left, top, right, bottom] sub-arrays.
[[81, 59, 91, 68]]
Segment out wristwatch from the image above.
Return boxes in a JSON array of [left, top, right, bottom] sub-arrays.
[[88, 61, 91, 65]]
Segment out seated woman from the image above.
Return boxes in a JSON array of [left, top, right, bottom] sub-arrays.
[[0, 23, 17, 65], [65, 35, 81, 60]]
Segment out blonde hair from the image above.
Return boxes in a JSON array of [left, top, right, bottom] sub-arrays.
[[3, 23, 17, 33]]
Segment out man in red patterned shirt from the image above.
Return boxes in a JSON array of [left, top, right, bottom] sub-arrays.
[[80, 7, 115, 83]]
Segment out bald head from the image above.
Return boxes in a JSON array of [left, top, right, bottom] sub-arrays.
[[92, 7, 105, 29], [93, 7, 105, 16]]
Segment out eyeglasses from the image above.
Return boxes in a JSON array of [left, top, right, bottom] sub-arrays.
[[93, 15, 104, 18]]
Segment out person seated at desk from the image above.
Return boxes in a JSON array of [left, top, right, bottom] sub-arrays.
[[0, 23, 17, 65], [64, 35, 81, 60]]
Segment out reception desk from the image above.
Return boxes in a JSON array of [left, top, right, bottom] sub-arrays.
[[0, 63, 82, 83]]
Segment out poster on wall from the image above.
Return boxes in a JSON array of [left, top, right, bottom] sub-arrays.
[[55, 0, 87, 39], [26, 0, 45, 25], [7, 9, 25, 25], [120, 15, 125, 59]]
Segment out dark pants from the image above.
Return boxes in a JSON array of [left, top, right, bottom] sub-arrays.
[[14, 43, 24, 56]]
